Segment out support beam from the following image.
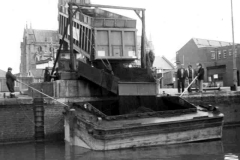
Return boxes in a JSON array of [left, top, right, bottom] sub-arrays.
[[69, 3, 77, 71], [231, 0, 238, 90], [51, 18, 69, 75], [71, 3, 145, 11], [141, 10, 146, 68], [134, 10, 142, 20]]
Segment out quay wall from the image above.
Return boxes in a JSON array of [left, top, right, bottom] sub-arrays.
[[0, 98, 64, 144]]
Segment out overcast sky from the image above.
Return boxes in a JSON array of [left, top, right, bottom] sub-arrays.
[[0, 0, 239, 73]]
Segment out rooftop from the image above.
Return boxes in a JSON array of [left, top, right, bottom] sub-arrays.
[[153, 56, 175, 70], [25, 28, 59, 43], [0, 69, 6, 77], [192, 38, 238, 48]]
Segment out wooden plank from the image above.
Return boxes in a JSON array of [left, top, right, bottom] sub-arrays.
[[89, 29, 92, 57], [72, 3, 145, 11], [92, 28, 137, 31], [83, 26, 86, 51], [94, 29, 97, 59], [76, 23, 79, 46], [86, 28, 89, 53], [79, 25, 82, 48], [81, 24, 84, 50], [108, 30, 111, 56], [135, 31, 137, 57], [118, 82, 156, 96], [141, 10, 146, 68], [121, 31, 124, 57]]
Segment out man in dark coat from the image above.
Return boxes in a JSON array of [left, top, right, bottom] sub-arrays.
[[44, 67, 51, 82], [52, 67, 60, 81], [186, 65, 195, 93], [197, 63, 205, 92], [6, 67, 17, 98], [177, 64, 187, 93]]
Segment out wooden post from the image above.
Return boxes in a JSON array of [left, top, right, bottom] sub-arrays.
[[141, 10, 146, 68], [231, 0, 238, 90], [69, 3, 76, 71]]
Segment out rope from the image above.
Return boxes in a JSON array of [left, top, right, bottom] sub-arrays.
[[180, 76, 198, 97], [16, 80, 71, 109]]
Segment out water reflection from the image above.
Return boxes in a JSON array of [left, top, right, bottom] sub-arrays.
[[225, 153, 239, 160], [0, 126, 239, 160], [65, 140, 224, 160]]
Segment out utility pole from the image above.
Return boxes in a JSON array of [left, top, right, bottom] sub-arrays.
[[231, 0, 238, 90], [141, 10, 146, 68]]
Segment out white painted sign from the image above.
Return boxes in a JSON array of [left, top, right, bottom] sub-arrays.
[[208, 76, 212, 82], [213, 74, 218, 79], [128, 51, 136, 57], [98, 51, 105, 57], [67, 27, 80, 40], [73, 27, 79, 40]]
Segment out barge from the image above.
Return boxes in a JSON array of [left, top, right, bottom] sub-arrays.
[[64, 96, 223, 150]]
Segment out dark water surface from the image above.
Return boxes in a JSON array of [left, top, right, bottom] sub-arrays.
[[0, 126, 240, 160]]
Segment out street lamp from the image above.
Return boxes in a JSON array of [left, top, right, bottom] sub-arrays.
[[231, 0, 238, 91]]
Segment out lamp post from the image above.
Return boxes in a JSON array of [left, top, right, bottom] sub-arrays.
[[231, 0, 238, 90]]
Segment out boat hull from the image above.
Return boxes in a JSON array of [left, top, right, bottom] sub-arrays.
[[64, 111, 223, 150]]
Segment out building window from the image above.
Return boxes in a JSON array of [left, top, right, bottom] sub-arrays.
[[211, 51, 215, 59], [229, 49, 232, 56], [223, 50, 227, 58], [218, 51, 221, 59]]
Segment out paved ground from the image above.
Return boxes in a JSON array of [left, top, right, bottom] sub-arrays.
[[159, 86, 240, 96], [1, 86, 240, 98]]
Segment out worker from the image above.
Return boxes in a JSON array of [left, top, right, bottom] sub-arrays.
[[44, 67, 51, 82], [197, 63, 205, 93], [5, 67, 17, 98], [177, 64, 187, 93], [52, 67, 61, 81], [186, 65, 195, 93]]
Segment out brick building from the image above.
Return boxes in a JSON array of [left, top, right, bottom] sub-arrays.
[[176, 38, 240, 87], [20, 25, 59, 78]]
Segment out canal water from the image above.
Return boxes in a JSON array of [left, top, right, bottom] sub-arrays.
[[0, 125, 240, 160]]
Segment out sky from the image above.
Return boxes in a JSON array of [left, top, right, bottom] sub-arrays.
[[0, 0, 239, 73]]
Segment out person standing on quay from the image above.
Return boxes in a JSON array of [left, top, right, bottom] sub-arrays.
[[44, 67, 51, 82], [6, 67, 17, 98], [197, 63, 204, 93], [177, 64, 186, 93], [186, 65, 195, 93]]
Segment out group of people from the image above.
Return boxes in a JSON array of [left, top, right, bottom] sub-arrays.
[[177, 63, 204, 93], [43, 67, 60, 82]]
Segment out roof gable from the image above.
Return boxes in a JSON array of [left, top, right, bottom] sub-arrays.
[[0, 69, 6, 77], [24, 28, 59, 43], [33, 29, 59, 43], [153, 56, 175, 70], [192, 38, 236, 48]]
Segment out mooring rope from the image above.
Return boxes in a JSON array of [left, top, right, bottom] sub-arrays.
[[17, 80, 71, 109]]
